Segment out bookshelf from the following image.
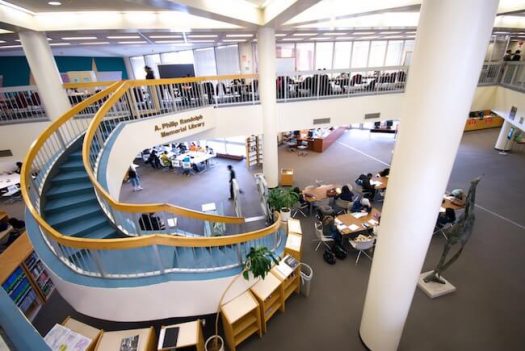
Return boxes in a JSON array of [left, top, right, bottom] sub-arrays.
[[270, 256, 301, 312], [157, 320, 204, 351], [220, 290, 262, 351], [246, 135, 263, 168], [0, 233, 54, 321], [249, 273, 284, 334]]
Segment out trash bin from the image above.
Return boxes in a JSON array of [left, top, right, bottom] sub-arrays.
[[300, 263, 313, 297]]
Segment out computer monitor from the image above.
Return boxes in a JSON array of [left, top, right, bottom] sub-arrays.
[[386, 120, 394, 129], [307, 130, 314, 138]]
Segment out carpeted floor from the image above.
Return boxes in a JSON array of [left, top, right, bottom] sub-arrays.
[[10, 127, 525, 350]]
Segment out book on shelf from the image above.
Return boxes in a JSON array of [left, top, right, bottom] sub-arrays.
[[159, 326, 180, 350]]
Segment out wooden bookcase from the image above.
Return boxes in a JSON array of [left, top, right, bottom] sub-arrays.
[[94, 327, 156, 351], [157, 320, 204, 351], [249, 273, 284, 334], [62, 316, 103, 351], [246, 135, 263, 168], [220, 290, 262, 351], [0, 232, 54, 321], [270, 257, 301, 312]]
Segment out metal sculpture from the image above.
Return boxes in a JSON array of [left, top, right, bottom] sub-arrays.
[[424, 177, 481, 284]]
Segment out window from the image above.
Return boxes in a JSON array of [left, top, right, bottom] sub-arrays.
[[351, 41, 370, 68], [333, 42, 352, 69], [402, 40, 415, 65], [276, 43, 295, 58], [215, 45, 241, 75], [144, 54, 161, 79], [194, 48, 217, 76], [161, 50, 194, 64], [384, 41, 404, 66], [315, 42, 334, 70], [206, 136, 246, 157], [368, 41, 387, 67], [129, 56, 146, 80], [296, 43, 314, 71]]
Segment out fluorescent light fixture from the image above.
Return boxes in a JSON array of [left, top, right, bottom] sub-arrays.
[[107, 35, 141, 39], [149, 35, 182, 39], [187, 35, 218, 38], [117, 41, 147, 44], [188, 40, 215, 42], [356, 36, 380, 40], [336, 37, 355, 40], [49, 43, 70, 46], [48, 1, 61, 5], [222, 39, 247, 42], [0, 45, 21, 49], [292, 33, 316, 36], [0, 40, 5, 43], [281, 38, 302, 41], [312, 37, 332, 40], [80, 42, 110, 45], [154, 40, 185, 44], [322, 32, 346, 36], [16, 38, 52, 42], [0, 29, 13, 34], [379, 31, 401, 34], [275, 34, 287, 37], [353, 31, 376, 35], [225, 34, 253, 37], [61, 36, 97, 40]]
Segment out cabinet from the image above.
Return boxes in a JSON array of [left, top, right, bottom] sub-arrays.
[[280, 168, 294, 187], [220, 290, 261, 351], [157, 320, 204, 351], [249, 273, 283, 333], [246, 135, 263, 168], [94, 327, 156, 351], [270, 256, 300, 310], [0, 232, 54, 321]]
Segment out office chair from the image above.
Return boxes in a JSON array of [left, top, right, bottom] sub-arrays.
[[182, 161, 193, 176], [313, 220, 333, 251], [349, 237, 375, 265], [292, 198, 309, 218]]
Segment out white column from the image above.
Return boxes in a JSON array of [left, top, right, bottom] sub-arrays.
[[494, 120, 515, 151], [19, 31, 71, 120], [257, 27, 279, 187], [359, 1, 499, 350]]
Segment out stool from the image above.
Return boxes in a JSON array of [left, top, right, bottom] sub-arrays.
[[297, 145, 308, 156]]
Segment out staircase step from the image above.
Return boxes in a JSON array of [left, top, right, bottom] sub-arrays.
[[69, 151, 83, 160], [45, 193, 97, 214], [51, 171, 89, 184], [84, 225, 119, 240], [55, 215, 109, 237], [46, 204, 103, 227], [46, 182, 93, 199], [59, 160, 84, 172]]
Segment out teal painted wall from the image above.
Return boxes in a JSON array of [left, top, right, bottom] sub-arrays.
[[0, 56, 128, 87]]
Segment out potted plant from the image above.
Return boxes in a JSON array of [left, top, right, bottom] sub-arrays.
[[205, 246, 279, 351], [267, 187, 299, 222]]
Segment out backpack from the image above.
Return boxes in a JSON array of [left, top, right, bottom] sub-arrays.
[[333, 243, 347, 260], [355, 174, 366, 186], [323, 249, 336, 265]]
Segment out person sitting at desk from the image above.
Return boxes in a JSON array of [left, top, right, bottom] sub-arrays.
[[436, 206, 456, 230], [378, 168, 390, 177], [189, 142, 198, 152], [361, 173, 377, 200], [322, 215, 342, 246], [146, 150, 161, 169], [176, 143, 187, 153], [159, 151, 172, 169], [139, 213, 164, 231], [351, 198, 372, 213], [336, 185, 355, 202]]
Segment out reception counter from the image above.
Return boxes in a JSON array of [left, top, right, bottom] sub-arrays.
[[464, 115, 503, 131]]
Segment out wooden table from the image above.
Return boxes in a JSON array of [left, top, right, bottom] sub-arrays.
[[442, 195, 465, 210], [158, 320, 204, 351], [335, 209, 381, 236], [303, 184, 340, 203]]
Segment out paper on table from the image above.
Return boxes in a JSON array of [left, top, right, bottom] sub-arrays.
[[45, 324, 92, 351], [368, 219, 378, 225], [352, 212, 367, 219], [334, 218, 342, 225], [348, 224, 360, 231], [370, 180, 382, 186], [201, 202, 216, 212], [286, 234, 302, 250], [439, 207, 446, 213], [275, 258, 293, 277]]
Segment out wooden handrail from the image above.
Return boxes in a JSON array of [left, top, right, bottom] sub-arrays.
[[81, 80, 244, 224]]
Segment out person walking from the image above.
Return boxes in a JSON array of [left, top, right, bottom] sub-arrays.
[[128, 165, 143, 191], [227, 165, 243, 200]]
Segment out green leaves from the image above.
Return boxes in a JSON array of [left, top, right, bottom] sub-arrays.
[[243, 246, 279, 281], [267, 187, 300, 211]]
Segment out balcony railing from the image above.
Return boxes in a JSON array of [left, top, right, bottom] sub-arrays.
[[0, 85, 48, 124]]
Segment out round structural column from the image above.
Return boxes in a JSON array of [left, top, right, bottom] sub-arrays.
[[19, 30, 71, 120], [257, 27, 279, 188], [494, 120, 515, 151], [359, 1, 499, 350]]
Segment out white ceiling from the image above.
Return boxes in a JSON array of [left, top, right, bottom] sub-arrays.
[[0, 0, 525, 56]]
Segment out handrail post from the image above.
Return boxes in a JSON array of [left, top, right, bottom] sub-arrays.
[[152, 245, 165, 275], [91, 250, 106, 278]]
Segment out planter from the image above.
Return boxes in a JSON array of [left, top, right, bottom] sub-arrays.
[[280, 207, 291, 222], [205, 335, 224, 351]]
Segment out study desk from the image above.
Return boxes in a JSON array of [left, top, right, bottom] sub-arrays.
[[335, 209, 381, 236], [176, 151, 215, 165], [310, 126, 346, 152], [303, 184, 341, 203], [0, 173, 20, 191]]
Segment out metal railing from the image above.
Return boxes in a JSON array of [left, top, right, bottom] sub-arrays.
[[0, 85, 48, 124], [499, 61, 525, 92], [63, 81, 116, 106]]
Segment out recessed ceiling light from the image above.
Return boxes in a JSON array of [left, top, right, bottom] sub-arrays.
[[356, 36, 380, 40], [275, 34, 286, 37], [313, 37, 332, 40], [322, 32, 346, 36], [61, 36, 97, 40], [117, 41, 147, 44], [336, 37, 355, 40], [48, 1, 61, 5], [222, 39, 247, 42], [16, 38, 52, 42], [225, 34, 253, 38], [188, 40, 215, 42], [187, 35, 218, 38], [293, 33, 316, 37], [154, 40, 185, 44], [80, 42, 110, 45], [353, 31, 376, 35], [0, 45, 22, 49], [49, 43, 70, 46], [379, 31, 401, 35], [107, 35, 141, 39], [281, 38, 302, 41], [0, 41, 5, 43], [149, 35, 182, 39]]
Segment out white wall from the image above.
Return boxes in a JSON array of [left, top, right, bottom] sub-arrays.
[[471, 86, 497, 111], [0, 121, 50, 172], [492, 86, 525, 130]]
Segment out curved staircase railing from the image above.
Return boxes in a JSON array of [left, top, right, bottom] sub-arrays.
[[21, 78, 284, 279]]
